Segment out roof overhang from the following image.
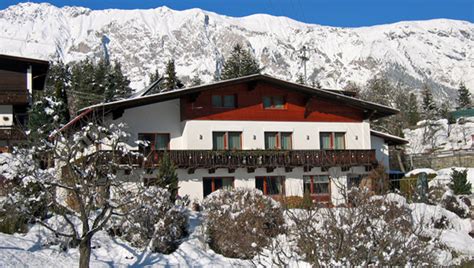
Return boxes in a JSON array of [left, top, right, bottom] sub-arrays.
[[79, 74, 398, 120], [370, 130, 409, 146], [0, 54, 50, 91]]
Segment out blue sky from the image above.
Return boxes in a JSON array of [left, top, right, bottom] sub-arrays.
[[1, 0, 473, 27]]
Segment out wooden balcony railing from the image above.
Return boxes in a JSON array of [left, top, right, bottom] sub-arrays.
[[117, 149, 377, 170], [0, 89, 29, 104], [0, 126, 26, 141]]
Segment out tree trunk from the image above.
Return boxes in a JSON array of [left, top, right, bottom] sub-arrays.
[[79, 238, 91, 268]]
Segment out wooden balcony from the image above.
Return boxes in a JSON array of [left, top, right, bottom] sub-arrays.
[[0, 126, 26, 141], [0, 89, 29, 104], [119, 149, 377, 171]]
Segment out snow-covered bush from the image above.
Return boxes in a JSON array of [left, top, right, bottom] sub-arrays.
[[109, 186, 188, 254], [203, 188, 286, 259], [428, 185, 470, 219], [290, 189, 437, 266], [440, 191, 470, 219], [0, 180, 50, 234]]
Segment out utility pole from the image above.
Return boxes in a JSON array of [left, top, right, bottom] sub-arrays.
[[298, 46, 309, 83]]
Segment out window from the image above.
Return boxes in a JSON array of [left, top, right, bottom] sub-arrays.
[[347, 175, 362, 189], [256, 176, 285, 195], [212, 95, 236, 108], [320, 132, 345, 150], [138, 133, 170, 154], [303, 175, 330, 195], [263, 96, 285, 109], [203, 177, 234, 197], [212, 132, 242, 150], [264, 132, 292, 149]]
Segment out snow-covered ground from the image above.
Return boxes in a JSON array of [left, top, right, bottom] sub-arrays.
[[0, 197, 472, 267], [404, 117, 474, 155], [0, 212, 254, 267]]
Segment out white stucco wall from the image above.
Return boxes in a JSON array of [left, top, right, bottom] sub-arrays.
[[108, 100, 372, 151], [108, 100, 374, 204], [371, 135, 389, 169], [0, 105, 13, 127], [120, 166, 368, 205]]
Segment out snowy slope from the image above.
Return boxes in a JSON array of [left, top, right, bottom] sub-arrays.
[[0, 2, 473, 98], [404, 117, 474, 154]]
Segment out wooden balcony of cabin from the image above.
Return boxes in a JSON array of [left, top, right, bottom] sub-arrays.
[[118, 149, 377, 171], [0, 89, 29, 104], [0, 126, 26, 141]]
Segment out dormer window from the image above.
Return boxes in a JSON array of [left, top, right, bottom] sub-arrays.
[[263, 96, 285, 109], [212, 95, 236, 108]]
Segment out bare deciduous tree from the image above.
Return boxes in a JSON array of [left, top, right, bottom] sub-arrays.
[[9, 121, 146, 268]]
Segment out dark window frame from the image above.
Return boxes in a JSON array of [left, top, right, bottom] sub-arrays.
[[319, 132, 346, 150], [211, 94, 237, 108], [303, 175, 331, 196], [262, 95, 286, 110], [256, 176, 286, 196], [212, 131, 243, 150], [203, 177, 235, 197], [264, 132, 292, 150]]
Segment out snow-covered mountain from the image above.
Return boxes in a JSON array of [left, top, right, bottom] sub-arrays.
[[1, 2, 473, 99]]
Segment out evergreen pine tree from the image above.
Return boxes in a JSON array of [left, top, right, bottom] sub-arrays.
[[163, 59, 183, 91], [108, 61, 132, 101], [220, 44, 262, 80], [149, 68, 161, 85], [157, 152, 179, 201], [71, 59, 100, 111], [457, 82, 472, 109], [360, 77, 394, 107], [296, 74, 305, 85], [449, 168, 472, 195], [28, 61, 71, 140], [190, 73, 203, 86], [406, 92, 420, 126], [421, 83, 437, 115]]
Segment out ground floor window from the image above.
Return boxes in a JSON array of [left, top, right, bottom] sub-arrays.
[[347, 174, 363, 189], [303, 175, 330, 196], [203, 177, 234, 197], [255, 176, 285, 195]]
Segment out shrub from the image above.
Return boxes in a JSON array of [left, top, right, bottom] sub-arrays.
[[280, 194, 313, 209], [290, 189, 437, 266], [109, 186, 188, 254], [449, 168, 472, 195], [441, 192, 470, 218], [0, 180, 50, 234], [203, 188, 286, 259]]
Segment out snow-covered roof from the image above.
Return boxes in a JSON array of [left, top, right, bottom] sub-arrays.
[[405, 168, 437, 177], [370, 130, 409, 146]]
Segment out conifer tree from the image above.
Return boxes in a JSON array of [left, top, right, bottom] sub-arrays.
[[221, 44, 262, 80], [157, 152, 179, 201], [149, 68, 161, 85], [28, 61, 71, 140], [421, 83, 438, 120], [190, 73, 203, 86], [107, 61, 132, 101], [457, 82, 471, 109], [296, 74, 305, 85], [163, 59, 183, 91], [449, 168, 472, 195], [406, 92, 420, 126], [360, 77, 394, 107]]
